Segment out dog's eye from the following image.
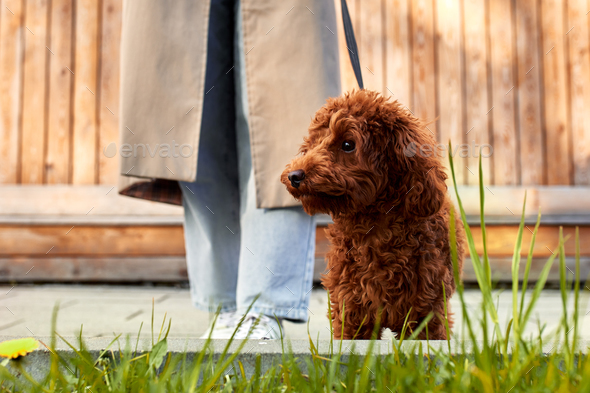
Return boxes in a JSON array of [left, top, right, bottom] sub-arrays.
[[341, 141, 356, 153]]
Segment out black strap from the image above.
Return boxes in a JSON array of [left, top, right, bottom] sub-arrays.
[[340, 0, 364, 90]]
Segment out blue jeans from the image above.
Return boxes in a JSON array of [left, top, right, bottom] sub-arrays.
[[179, 0, 316, 322]]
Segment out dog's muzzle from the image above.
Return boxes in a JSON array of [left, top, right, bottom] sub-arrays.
[[288, 169, 305, 188]]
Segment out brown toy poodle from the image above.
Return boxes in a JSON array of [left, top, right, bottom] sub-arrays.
[[281, 90, 466, 340]]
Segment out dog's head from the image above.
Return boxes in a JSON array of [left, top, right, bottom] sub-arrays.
[[281, 90, 447, 217]]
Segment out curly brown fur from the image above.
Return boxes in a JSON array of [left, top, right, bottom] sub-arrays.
[[281, 90, 466, 340]]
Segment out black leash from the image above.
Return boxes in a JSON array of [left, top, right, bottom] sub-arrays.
[[340, 0, 364, 90]]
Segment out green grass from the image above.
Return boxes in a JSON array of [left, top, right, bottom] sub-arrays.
[[1, 150, 589, 392]]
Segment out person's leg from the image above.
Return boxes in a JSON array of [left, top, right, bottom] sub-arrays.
[[179, 0, 240, 313], [233, 1, 317, 323]]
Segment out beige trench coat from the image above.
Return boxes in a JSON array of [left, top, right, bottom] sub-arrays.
[[118, 0, 341, 208]]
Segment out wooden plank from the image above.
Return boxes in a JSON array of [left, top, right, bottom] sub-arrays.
[[45, 0, 73, 184], [98, 0, 122, 184], [0, 256, 188, 282], [0, 225, 186, 256], [72, 0, 99, 184], [462, 257, 590, 283], [410, 0, 437, 136], [0, 0, 24, 184], [0, 185, 183, 217], [359, 0, 384, 94], [3, 185, 590, 219], [488, 0, 518, 185], [0, 215, 183, 225], [463, 0, 491, 185], [4, 254, 589, 284], [470, 225, 590, 257], [541, 0, 571, 185], [567, 0, 590, 185], [449, 185, 590, 217], [515, 0, 543, 185], [315, 256, 590, 284], [20, 0, 49, 184], [2, 222, 587, 259], [452, 186, 532, 217], [435, 0, 464, 183], [384, 0, 410, 106], [316, 224, 590, 258], [2, 229, 589, 283], [334, 0, 358, 92]]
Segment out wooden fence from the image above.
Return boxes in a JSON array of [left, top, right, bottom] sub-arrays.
[[1, 0, 589, 187]]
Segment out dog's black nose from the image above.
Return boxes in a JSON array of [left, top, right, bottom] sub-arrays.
[[288, 169, 305, 188]]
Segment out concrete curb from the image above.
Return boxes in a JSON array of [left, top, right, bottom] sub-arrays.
[[2, 336, 588, 381]]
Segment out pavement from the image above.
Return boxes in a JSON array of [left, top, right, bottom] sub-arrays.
[[1, 285, 589, 342]]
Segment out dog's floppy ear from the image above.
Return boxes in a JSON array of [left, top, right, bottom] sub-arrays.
[[403, 158, 447, 217], [388, 119, 447, 218]]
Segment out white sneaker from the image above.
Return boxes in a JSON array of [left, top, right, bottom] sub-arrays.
[[199, 311, 238, 339], [233, 313, 283, 340]]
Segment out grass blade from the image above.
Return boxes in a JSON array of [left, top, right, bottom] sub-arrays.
[[519, 209, 542, 322], [511, 191, 527, 341], [521, 243, 560, 329], [572, 226, 580, 364], [478, 153, 491, 286], [449, 194, 478, 350], [442, 282, 451, 352], [558, 227, 570, 354], [448, 142, 503, 347]]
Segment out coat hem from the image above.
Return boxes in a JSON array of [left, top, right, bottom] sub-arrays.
[[119, 178, 183, 206]]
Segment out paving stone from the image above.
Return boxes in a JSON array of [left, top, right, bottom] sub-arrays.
[[0, 285, 588, 341]]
